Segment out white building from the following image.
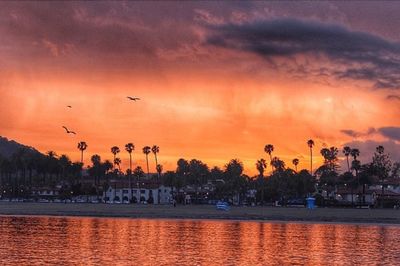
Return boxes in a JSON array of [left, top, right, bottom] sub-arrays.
[[369, 184, 400, 194], [335, 188, 375, 205], [31, 187, 59, 198], [103, 182, 173, 204]]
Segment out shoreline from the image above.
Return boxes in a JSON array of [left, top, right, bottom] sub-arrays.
[[1, 202, 400, 225]]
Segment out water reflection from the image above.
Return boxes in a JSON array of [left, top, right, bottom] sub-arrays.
[[0, 216, 399, 265]]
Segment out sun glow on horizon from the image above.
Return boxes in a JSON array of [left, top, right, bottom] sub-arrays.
[[2, 2, 400, 176]]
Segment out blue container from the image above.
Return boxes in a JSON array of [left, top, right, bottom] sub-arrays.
[[306, 197, 315, 209], [216, 201, 230, 211]]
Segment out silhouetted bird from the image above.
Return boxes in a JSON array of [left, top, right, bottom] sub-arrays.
[[62, 126, 76, 135], [127, 96, 140, 101], [67, 105, 72, 108]]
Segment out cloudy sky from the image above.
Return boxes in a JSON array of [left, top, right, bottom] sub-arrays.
[[1, 1, 400, 175]]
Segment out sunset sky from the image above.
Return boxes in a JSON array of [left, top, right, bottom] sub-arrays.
[[1, 1, 400, 175]]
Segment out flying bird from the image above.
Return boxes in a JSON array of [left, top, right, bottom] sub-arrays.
[[127, 96, 140, 101], [62, 126, 76, 135], [67, 105, 72, 108]]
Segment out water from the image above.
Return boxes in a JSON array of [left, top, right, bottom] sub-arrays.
[[0, 216, 399, 265]]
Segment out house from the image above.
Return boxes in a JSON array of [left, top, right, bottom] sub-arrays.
[[335, 185, 400, 207], [335, 187, 375, 206], [369, 187, 400, 207], [31, 187, 60, 199], [103, 181, 173, 204], [179, 186, 210, 204], [369, 180, 400, 194]]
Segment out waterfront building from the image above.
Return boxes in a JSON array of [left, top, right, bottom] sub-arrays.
[[103, 181, 173, 204]]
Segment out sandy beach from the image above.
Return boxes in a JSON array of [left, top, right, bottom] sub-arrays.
[[0, 202, 399, 224]]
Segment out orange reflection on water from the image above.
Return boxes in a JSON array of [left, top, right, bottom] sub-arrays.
[[0, 216, 400, 265]]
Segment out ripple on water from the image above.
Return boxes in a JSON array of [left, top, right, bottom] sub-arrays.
[[0, 216, 399, 265]]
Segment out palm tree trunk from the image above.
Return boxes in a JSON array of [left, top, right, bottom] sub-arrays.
[[146, 155, 150, 179], [154, 153, 159, 180], [356, 169, 360, 208], [261, 176, 264, 205], [138, 174, 141, 203], [129, 153, 132, 191], [310, 148, 313, 175], [346, 156, 350, 172], [269, 154, 273, 171], [81, 150, 84, 183]]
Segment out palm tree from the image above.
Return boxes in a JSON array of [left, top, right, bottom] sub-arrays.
[[349, 148, 361, 206], [103, 160, 113, 183], [90, 154, 101, 198], [264, 144, 274, 169], [151, 145, 160, 180], [91, 154, 101, 183], [125, 143, 135, 189], [307, 139, 314, 175], [343, 146, 351, 172], [91, 154, 101, 166], [156, 164, 163, 176], [256, 158, 267, 204], [271, 157, 285, 172], [256, 159, 267, 177], [374, 145, 388, 207], [77, 141, 88, 164], [320, 146, 339, 171], [59, 154, 71, 180], [142, 146, 151, 179], [114, 158, 122, 171], [110, 146, 120, 169], [292, 158, 299, 172], [77, 142, 87, 183], [351, 159, 361, 206], [350, 148, 360, 161]]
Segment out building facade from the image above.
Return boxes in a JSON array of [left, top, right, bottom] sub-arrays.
[[103, 182, 173, 204]]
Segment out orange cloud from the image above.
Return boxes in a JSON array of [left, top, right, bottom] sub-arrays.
[[2, 2, 400, 175]]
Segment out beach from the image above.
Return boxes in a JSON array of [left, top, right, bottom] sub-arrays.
[[1, 202, 400, 224]]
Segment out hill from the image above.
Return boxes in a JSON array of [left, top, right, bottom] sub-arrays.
[[0, 136, 41, 158]]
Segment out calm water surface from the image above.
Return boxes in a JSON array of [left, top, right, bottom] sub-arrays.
[[0, 216, 399, 265]]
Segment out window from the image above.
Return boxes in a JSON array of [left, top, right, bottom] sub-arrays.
[[123, 190, 128, 193], [140, 190, 146, 194], [132, 190, 137, 193], [116, 189, 120, 192]]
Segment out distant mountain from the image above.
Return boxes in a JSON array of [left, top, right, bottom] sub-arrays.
[[0, 136, 41, 158]]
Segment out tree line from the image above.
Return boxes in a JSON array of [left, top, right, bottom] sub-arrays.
[[0, 139, 398, 206]]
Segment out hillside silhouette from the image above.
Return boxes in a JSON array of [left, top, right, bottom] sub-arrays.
[[0, 136, 41, 158]]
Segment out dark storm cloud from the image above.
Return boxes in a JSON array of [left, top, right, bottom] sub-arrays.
[[340, 127, 400, 142], [206, 19, 400, 89], [340, 128, 377, 138], [378, 127, 400, 141], [343, 140, 400, 164], [3, 1, 400, 83], [340, 129, 363, 138]]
